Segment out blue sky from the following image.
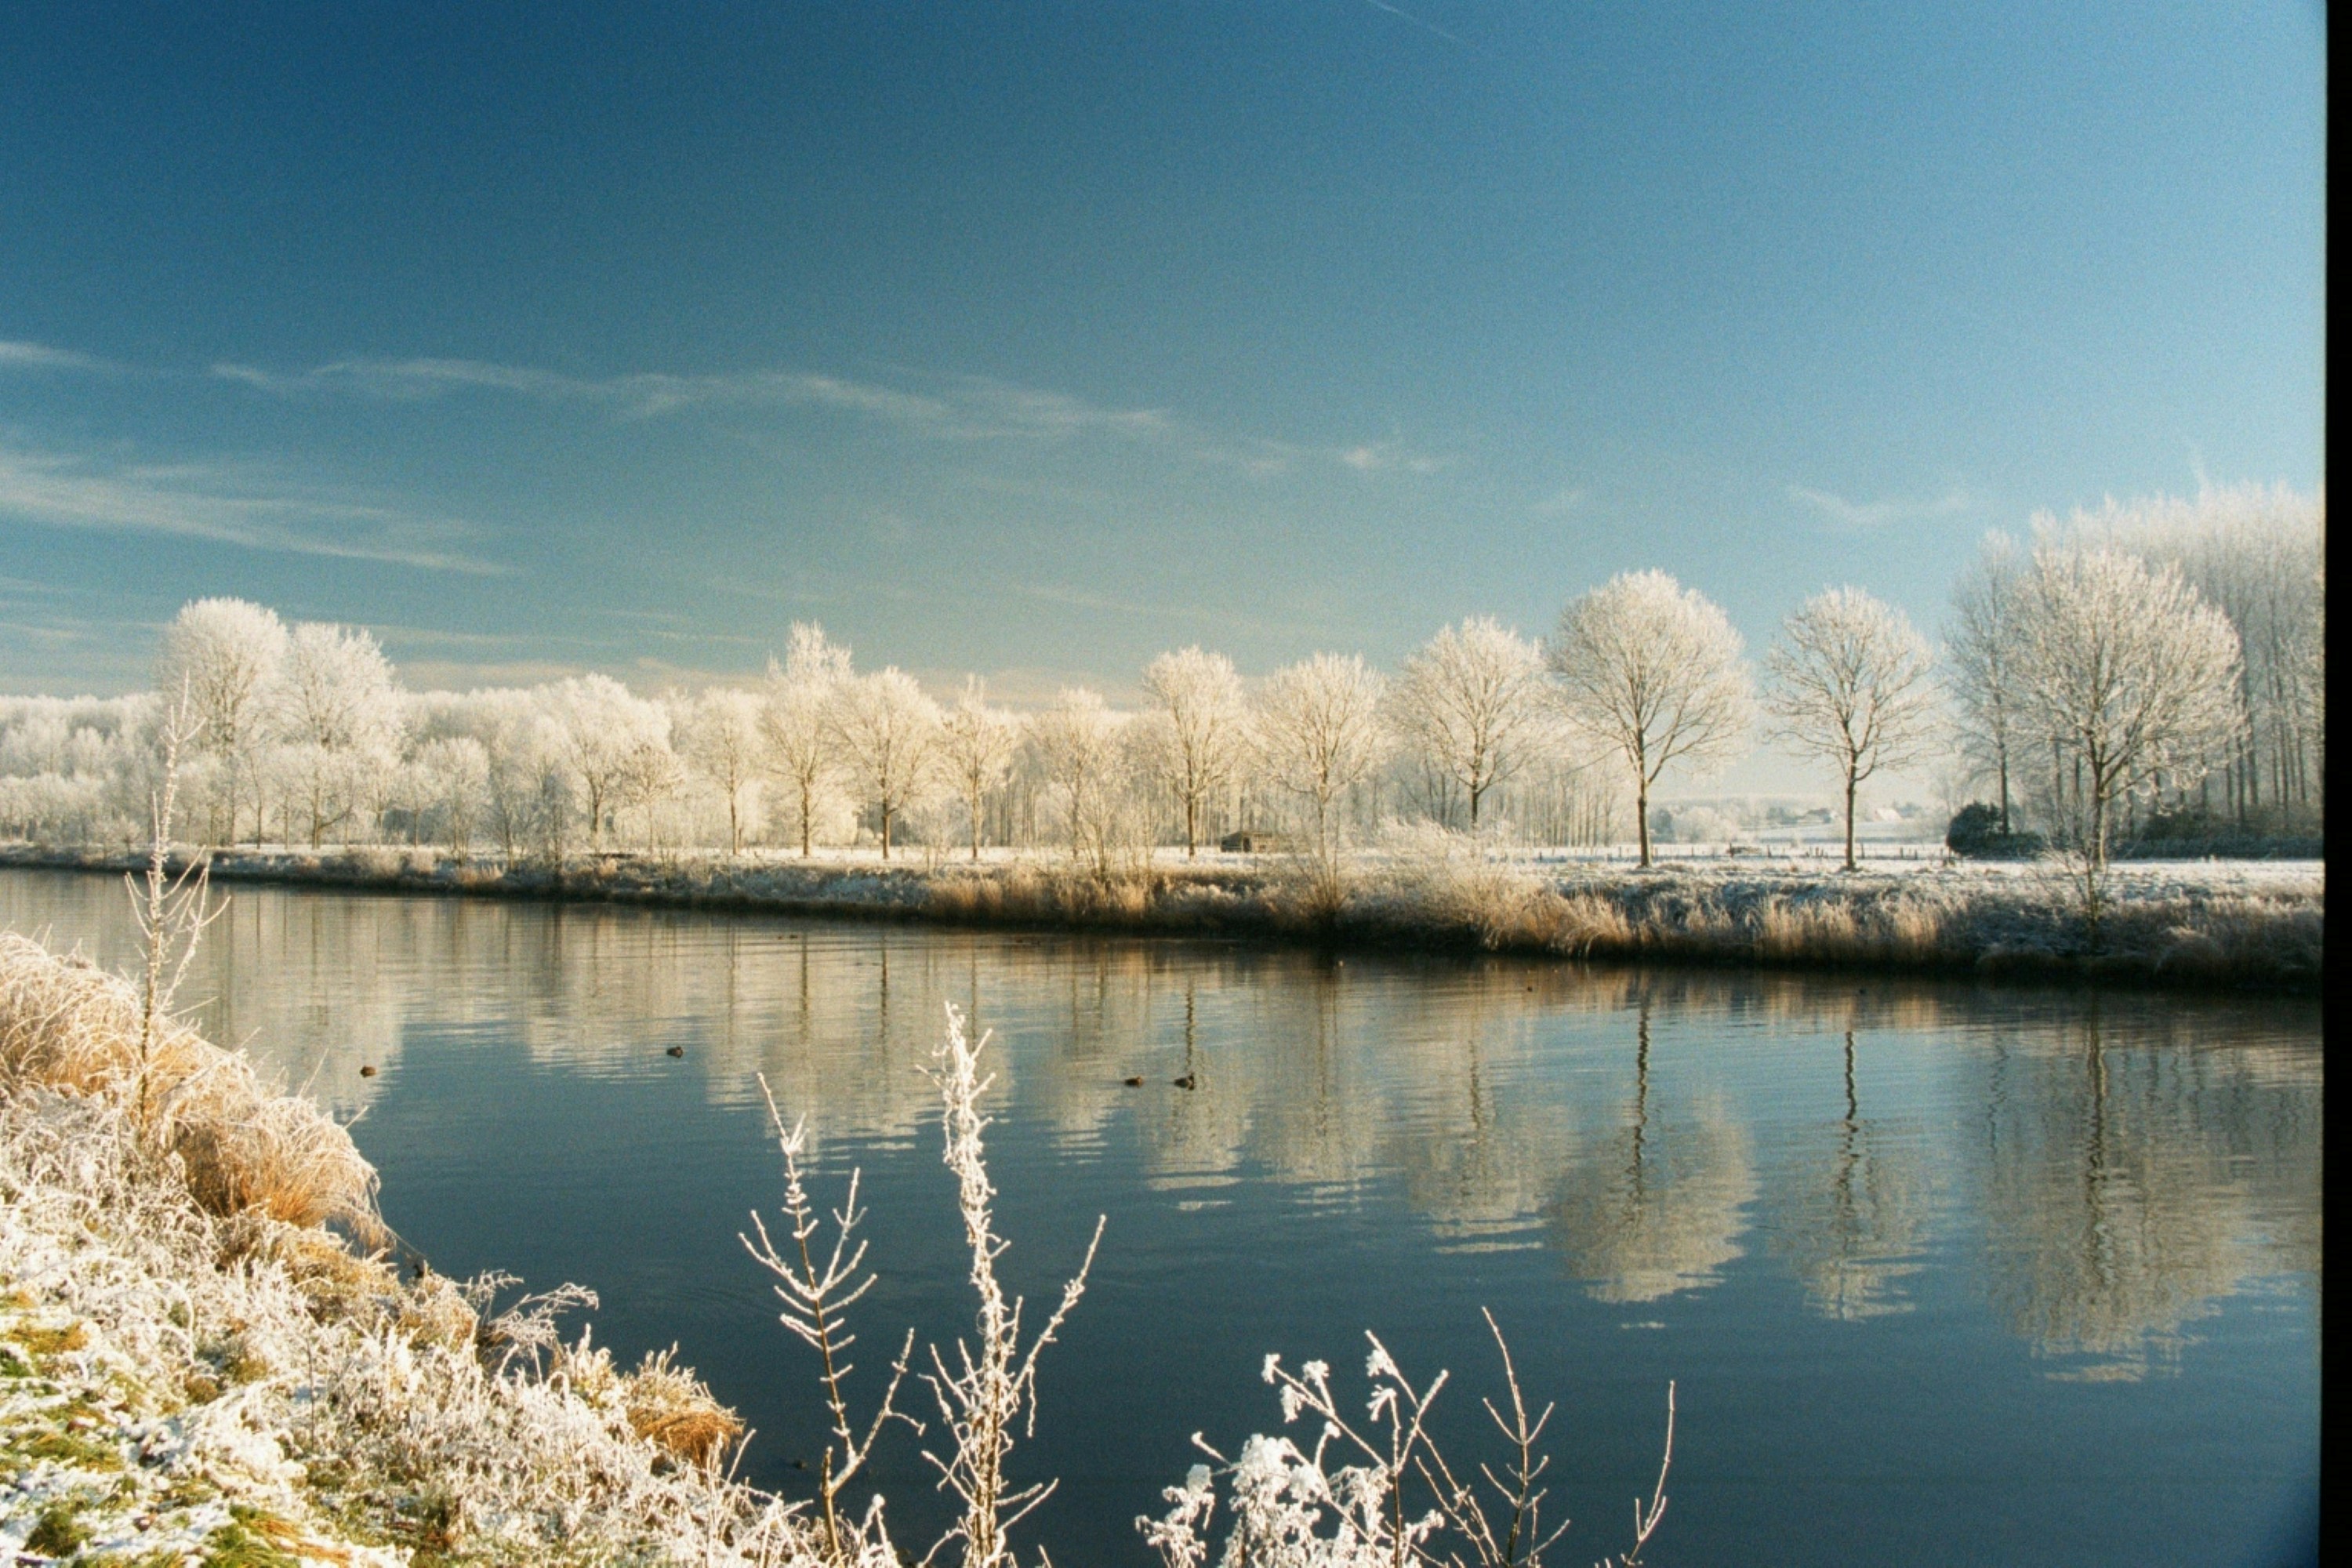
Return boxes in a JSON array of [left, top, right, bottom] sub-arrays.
[[0, 1, 2326, 702]]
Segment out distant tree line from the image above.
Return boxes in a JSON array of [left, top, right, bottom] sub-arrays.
[[0, 484, 2322, 873]]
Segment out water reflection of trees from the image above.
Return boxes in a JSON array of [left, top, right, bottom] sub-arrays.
[[1, 873, 2322, 1361], [1963, 1011, 2322, 1376], [1540, 1003, 1758, 1301], [1766, 1030, 1932, 1320]]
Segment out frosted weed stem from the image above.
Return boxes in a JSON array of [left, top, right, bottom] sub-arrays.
[[920, 1001, 1105, 1568], [126, 681, 223, 1136], [742, 1075, 918, 1563]]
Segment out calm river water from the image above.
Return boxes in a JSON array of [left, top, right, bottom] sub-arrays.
[[1, 869, 2321, 1565]]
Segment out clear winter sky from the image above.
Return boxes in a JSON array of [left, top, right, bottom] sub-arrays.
[[0, 2, 2327, 721]]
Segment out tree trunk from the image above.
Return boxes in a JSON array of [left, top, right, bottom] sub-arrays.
[[1996, 750, 2011, 834], [1635, 774, 1652, 868], [2089, 775, 2108, 870], [1468, 782, 1483, 830], [880, 801, 892, 861], [970, 783, 982, 861], [1185, 793, 1197, 858], [1842, 768, 1858, 872]]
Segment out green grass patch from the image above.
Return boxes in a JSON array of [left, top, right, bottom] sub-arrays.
[[201, 1504, 305, 1567], [25, 1493, 95, 1555]]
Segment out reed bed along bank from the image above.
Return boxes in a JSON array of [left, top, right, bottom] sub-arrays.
[[3, 840, 2325, 992]]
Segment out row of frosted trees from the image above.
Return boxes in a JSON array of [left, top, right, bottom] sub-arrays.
[[0, 484, 2322, 872]]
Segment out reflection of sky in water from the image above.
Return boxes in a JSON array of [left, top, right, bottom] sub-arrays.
[[3, 869, 2321, 1566]]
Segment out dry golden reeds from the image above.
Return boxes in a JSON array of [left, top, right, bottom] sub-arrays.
[[623, 1346, 748, 1468], [0, 931, 382, 1240]]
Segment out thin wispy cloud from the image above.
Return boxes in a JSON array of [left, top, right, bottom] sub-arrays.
[[0, 441, 507, 575], [212, 356, 961, 427], [1788, 485, 1971, 532], [0, 339, 111, 373], [213, 354, 1181, 441], [209, 350, 1439, 477], [1338, 439, 1449, 475], [1360, 0, 1468, 49], [946, 376, 1172, 439]]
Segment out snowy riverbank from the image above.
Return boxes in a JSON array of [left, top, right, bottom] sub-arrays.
[[2, 841, 2324, 991], [0, 932, 811, 1566]]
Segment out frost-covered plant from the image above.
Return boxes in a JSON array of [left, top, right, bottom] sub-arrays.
[[0, 1084, 808, 1564], [920, 1002, 1105, 1566], [746, 1004, 1104, 1568], [743, 1080, 919, 1561], [1141, 1317, 1674, 1568], [1370, 820, 1557, 949], [125, 681, 223, 1133]]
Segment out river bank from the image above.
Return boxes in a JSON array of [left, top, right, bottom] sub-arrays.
[[1, 840, 2324, 991], [0, 931, 802, 1566]]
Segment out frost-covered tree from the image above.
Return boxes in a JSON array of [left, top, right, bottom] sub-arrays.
[[1028, 686, 1127, 859], [827, 668, 940, 860], [154, 597, 290, 844], [1546, 571, 1751, 867], [764, 622, 854, 856], [937, 677, 1017, 860], [1387, 617, 1552, 832], [543, 674, 669, 854], [1139, 646, 1247, 856], [1947, 534, 2027, 833], [1763, 587, 1936, 871], [1250, 653, 1388, 868], [2056, 484, 2325, 826], [2013, 544, 2243, 869], [413, 735, 489, 855], [0, 695, 149, 845], [679, 688, 766, 853], [271, 621, 404, 846], [274, 622, 401, 754], [445, 690, 567, 858], [615, 731, 689, 853]]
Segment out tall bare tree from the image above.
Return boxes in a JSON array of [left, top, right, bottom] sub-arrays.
[[828, 669, 940, 860], [680, 687, 766, 854], [1763, 587, 1936, 870], [1250, 653, 1388, 870], [154, 597, 289, 844], [1947, 533, 2027, 833], [544, 673, 669, 854], [2058, 484, 2325, 826], [1388, 616, 1552, 831], [2014, 544, 2242, 869], [1026, 686, 1127, 861], [938, 677, 1017, 860], [764, 622, 854, 856], [1546, 571, 1751, 867], [413, 735, 489, 855], [1139, 646, 1246, 856], [272, 620, 405, 847]]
